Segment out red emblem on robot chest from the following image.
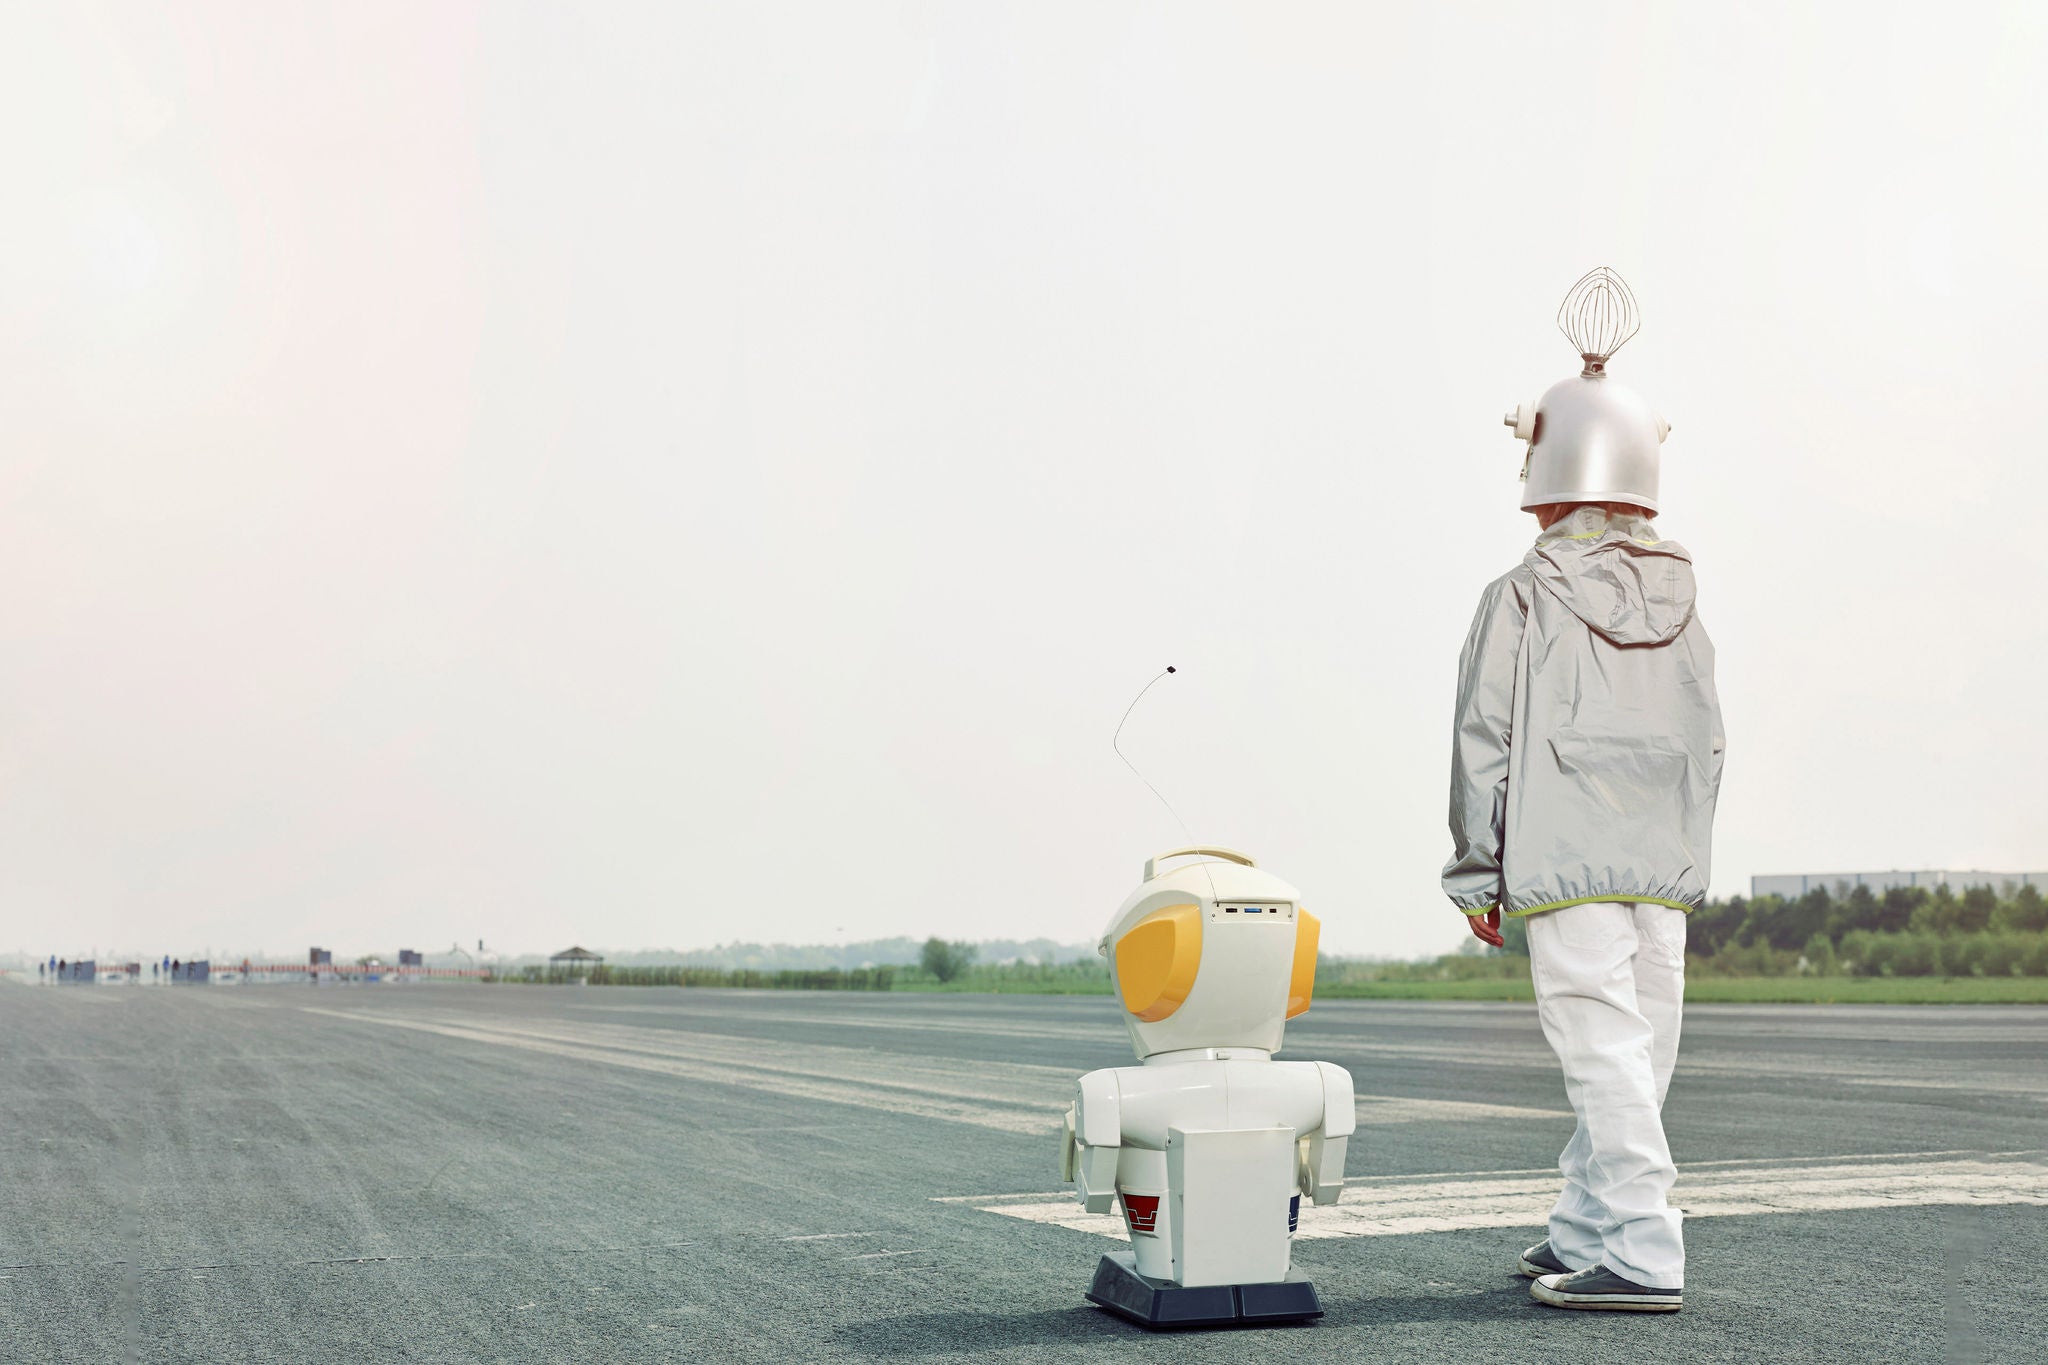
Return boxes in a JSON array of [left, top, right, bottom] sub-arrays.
[[1121, 1193, 1162, 1237]]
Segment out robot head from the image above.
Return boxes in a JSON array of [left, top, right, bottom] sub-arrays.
[[1502, 267, 1672, 514], [1099, 847, 1320, 1061]]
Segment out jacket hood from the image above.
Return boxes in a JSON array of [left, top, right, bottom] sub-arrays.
[[1526, 507, 1697, 646]]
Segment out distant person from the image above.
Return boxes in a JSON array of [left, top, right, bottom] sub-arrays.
[[38, 962, 44, 983], [1442, 271, 1723, 1314], [171, 959, 180, 982]]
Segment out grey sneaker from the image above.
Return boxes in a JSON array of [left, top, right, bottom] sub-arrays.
[[1517, 1240, 1571, 1278], [1531, 1265, 1682, 1312]]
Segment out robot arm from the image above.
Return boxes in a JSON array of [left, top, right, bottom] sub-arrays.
[[1065, 1070, 1123, 1214], [1297, 1061, 1354, 1207]]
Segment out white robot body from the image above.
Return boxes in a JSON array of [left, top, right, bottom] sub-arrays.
[[1062, 848, 1354, 1311], [1067, 1058, 1354, 1286]]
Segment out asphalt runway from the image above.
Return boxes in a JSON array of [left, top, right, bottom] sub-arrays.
[[5, 982, 2046, 1364]]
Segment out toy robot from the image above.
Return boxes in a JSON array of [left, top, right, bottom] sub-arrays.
[[1061, 846, 1354, 1328]]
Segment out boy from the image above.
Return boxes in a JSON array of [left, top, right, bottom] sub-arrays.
[[1442, 278, 1725, 1312]]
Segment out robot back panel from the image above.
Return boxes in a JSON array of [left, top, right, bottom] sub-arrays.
[[1100, 855, 1319, 1059]]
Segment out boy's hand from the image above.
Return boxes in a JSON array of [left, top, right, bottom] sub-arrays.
[[1468, 907, 1504, 949]]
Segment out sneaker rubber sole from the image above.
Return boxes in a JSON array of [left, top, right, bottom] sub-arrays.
[[1530, 1276, 1682, 1312]]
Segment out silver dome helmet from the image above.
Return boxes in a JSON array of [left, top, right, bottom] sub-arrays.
[[1504, 268, 1672, 513]]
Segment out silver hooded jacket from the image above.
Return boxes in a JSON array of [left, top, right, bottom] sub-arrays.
[[1441, 508, 1725, 918]]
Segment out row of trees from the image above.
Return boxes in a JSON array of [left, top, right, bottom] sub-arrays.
[[495, 940, 1083, 991], [1489, 882, 2048, 977], [504, 964, 898, 990], [1495, 882, 2047, 958], [499, 940, 990, 989], [1688, 882, 2048, 955]]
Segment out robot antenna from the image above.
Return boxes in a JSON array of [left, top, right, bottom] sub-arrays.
[[1111, 666, 1217, 898], [1556, 266, 1641, 374]]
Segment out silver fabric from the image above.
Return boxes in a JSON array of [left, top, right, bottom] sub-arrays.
[[1517, 373, 1667, 512], [1441, 508, 1725, 917]]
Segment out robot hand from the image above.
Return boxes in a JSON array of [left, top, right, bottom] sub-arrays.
[[1298, 1060, 1354, 1207], [1297, 1132, 1349, 1207]]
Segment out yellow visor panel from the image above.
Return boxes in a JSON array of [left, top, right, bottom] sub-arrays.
[[1286, 908, 1320, 1019], [1115, 904, 1202, 1022]]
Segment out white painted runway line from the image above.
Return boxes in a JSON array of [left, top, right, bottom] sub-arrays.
[[945, 1151, 2048, 1242], [1352, 1095, 1565, 1124], [576, 1002, 1113, 1045], [1286, 1033, 2048, 1099], [302, 1006, 1071, 1134], [302, 1006, 1568, 1134]]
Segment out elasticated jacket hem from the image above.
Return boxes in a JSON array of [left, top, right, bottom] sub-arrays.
[[1460, 895, 1699, 919], [1506, 894, 1698, 919]]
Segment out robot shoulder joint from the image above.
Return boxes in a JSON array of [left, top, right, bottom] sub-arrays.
[[1313, 1061, 1356, 1138], [1073, 1068, 1124, 1148]]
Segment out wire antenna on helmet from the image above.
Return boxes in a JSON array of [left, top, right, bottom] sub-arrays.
[[1556, 266, 1641, 374], [1112, 665, 1218, 897]]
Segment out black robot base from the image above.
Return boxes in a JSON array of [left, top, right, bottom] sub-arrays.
[[1084, 1250, 1324, 1330]]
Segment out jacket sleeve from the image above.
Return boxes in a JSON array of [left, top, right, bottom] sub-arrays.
[[1695, 616, 1728, 799], [1441, 574, 1527, 913]]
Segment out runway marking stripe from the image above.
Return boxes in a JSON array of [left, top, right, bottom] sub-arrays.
[[580, 1002, 1109, 1044], [950, 1154, 2048, 1242], [300, 1007, 1060, 1135], [1353, 1096, 1565, 1123], [299, 1007, 1566, 1133], [841, 1249, 927, 1260]]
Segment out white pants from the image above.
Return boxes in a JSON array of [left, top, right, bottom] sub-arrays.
[[1526, 900, 1686, 1289]]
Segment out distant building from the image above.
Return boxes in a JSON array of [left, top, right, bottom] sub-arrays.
[[548, 945, 604, 983], [1750, 870, 2048, 900]]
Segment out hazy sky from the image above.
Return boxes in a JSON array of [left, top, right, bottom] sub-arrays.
[[4, 2, 2045, 961]]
